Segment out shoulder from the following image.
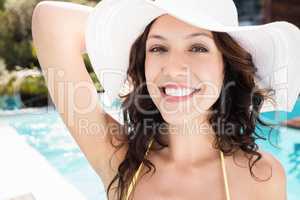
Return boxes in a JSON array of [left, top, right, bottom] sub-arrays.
[[254, 150, 287, 200]]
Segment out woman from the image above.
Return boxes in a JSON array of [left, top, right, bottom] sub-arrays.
[[31, 0, 299, 199]]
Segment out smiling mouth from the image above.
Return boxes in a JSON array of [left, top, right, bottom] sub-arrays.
[[159, 86, 201, 94], [158, 86, 202, 102]]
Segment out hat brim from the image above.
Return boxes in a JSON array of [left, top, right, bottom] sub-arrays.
[[85, 0, 300, 125]]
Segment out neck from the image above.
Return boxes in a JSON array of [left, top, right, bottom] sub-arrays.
[[160, 116, 220, 166]]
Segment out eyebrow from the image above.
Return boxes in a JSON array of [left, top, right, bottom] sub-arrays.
[[147, 32, 213, 41]]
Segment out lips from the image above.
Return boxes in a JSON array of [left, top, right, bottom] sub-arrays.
[[159, 87, 200, 95], [158, 86, 201, 103], [160, 83, 199, 90]]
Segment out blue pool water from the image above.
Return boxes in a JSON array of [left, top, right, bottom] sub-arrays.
[[1, 99, 300, 200], [0, 107, 106, 200]]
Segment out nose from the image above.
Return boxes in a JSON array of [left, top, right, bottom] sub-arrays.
[[161, 50, 189, 78]]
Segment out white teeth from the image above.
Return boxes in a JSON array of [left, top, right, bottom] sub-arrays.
[[165, 88, 195, 96]]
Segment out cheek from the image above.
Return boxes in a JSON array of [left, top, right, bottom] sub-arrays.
[[145, 58, 162, 100], [192, 57, 224, 96], [193, 56, 223, 80], [145, 57, 162, 82]]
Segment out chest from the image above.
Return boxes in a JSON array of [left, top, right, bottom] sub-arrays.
[[128, 159, 258, 200]]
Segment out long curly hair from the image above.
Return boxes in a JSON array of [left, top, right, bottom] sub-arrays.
[[106, 17, 278, 200]]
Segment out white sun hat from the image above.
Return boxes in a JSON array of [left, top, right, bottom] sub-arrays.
[[84, 0, 300, 125]]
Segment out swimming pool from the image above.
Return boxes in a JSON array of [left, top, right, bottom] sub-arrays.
[[0, 107, 105, 200], [1, 98, 300, 200]]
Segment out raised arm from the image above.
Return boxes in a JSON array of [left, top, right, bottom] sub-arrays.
[[31, 1, 127, 188]]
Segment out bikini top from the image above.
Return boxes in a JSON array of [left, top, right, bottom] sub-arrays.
[[124, 139, 231, 200]]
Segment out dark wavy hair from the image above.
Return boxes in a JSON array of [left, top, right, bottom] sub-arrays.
[[106, 17, 279, 200]]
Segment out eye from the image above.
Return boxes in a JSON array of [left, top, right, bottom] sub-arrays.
[[190, 45, 208, 53], [148, 46, 167, 53], [148, 45, 208, 53]]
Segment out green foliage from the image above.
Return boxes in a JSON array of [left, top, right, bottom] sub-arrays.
[[20, 75, 48, 95], [89, 71, 103, 92], [0, 0, 103, 105], [0, 0, 41, 70], [82, 53, 104, 92], [0, 0, 97, 70], [0, 60, 22, 96], [0, 59, 47, 96], [0, 75, 17, 96], [82, 53, 94, 73], [0, 0, 4, 10]]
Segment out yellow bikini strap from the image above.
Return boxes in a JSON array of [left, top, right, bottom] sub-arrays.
[[220, 150, 231, 200], [124, 138, 154, 200]]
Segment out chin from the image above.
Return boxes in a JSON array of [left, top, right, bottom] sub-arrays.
[[160, 110, 201, 125], [161, 114, 184, 125]]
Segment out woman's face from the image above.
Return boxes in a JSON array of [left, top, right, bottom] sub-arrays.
[[145, 14, 224, 125]]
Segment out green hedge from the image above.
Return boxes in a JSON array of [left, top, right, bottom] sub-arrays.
[[0, 70, 102, 97], [0, 0, 103, 102], [19, 75, 48, 95]]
